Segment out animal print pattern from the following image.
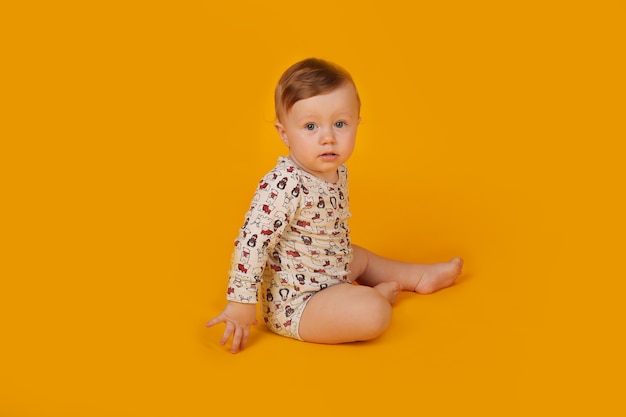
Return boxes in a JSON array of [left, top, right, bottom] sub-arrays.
[[227, 157, 353, 340]]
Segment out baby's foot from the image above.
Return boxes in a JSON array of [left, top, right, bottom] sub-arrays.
[[373, 281, 402, 304], [411, 258, 463, 294]]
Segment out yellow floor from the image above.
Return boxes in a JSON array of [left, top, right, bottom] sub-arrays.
[[2, 2, 624, 416]]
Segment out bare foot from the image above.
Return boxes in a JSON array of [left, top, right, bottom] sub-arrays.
[[373, 281, 402, 304], [411, 258, 463, 294]]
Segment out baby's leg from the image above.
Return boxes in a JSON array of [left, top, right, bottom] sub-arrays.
[[349, 244, 463, 294], [298, 282, 401, 344]]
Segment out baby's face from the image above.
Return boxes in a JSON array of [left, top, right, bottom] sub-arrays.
[[275, 83, 360, 183]]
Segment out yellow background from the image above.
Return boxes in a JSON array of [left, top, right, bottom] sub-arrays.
[[2, 1, 624, 415]]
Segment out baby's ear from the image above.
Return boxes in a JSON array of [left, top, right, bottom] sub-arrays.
[[274, 122, 289, 146]]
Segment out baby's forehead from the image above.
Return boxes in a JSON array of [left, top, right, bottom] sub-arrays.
[[288, 84, 359, 110]]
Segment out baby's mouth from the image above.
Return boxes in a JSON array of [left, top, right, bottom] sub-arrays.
[[319, 152, 339, 161]]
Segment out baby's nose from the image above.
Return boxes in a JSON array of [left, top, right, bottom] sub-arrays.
[[320, 128, 336, 144]]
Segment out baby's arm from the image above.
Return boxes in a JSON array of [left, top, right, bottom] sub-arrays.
[[206, 301, 258, 354], [210, 164, 301, 353]]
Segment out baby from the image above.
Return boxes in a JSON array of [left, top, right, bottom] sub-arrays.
[[207, 58, 463, 353]]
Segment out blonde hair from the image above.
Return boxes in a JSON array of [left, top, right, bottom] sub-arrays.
[[274, 58, 360, 121]]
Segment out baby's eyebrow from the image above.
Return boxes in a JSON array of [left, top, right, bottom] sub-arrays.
[[297, 111, 356, 121], [296, 113, 320, 121]]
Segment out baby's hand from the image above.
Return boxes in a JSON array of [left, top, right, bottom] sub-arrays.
[[206, 301, 258, 354]]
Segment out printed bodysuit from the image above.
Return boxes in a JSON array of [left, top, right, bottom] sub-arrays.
[[226, 157, 353, 340]]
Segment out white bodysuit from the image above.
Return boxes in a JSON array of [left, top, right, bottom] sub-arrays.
[[226, 157, 353, 340]]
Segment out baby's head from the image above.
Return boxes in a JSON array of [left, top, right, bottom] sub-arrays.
[[274, 58, 360, 122]]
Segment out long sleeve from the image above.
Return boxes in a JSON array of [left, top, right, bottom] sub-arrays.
[[226, 164, 302, 303]]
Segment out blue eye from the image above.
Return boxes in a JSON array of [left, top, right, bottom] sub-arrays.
[[335, 121, 345, 128], [305, 123, 316, 130]]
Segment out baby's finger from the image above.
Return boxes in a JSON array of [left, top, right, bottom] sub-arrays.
[[230, 327, 243, 354], [206, 315, 225, 328], [240, 326, 251, 351], [220, 321, 235, 346]]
